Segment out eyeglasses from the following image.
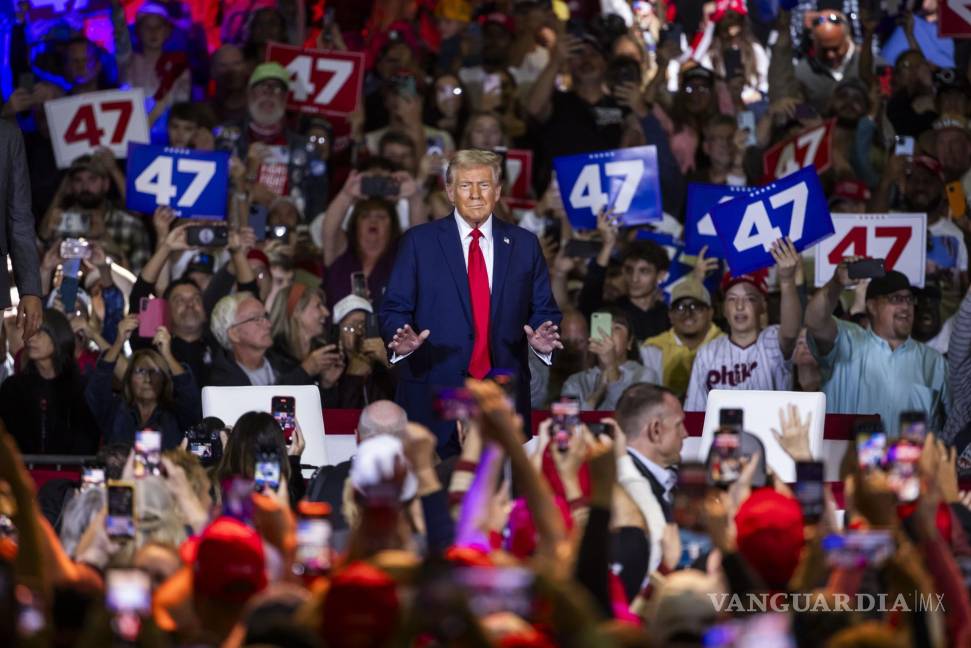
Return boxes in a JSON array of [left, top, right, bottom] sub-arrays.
[[672, 301, 708, 315], [133, 367, 163, 378], [883, 293, 916, 306], [341, 324, 365, 334], [231, 313, 271, 328], [813, 12, 844, 26], [683, 83, 712, 94]]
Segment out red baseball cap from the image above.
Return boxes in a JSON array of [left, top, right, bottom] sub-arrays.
[[720, 268, 768, 296], [831, 179, 871, 204], [191, 516, 267, 604], [735, 489, 804, 589], [911, 155, 946, 182], [321, 562, 400, 648]]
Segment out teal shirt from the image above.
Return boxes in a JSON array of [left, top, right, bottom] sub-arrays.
[[808, 318, 950, 436]]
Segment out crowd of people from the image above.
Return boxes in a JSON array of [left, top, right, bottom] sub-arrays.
[[1, 0, 971, 644]]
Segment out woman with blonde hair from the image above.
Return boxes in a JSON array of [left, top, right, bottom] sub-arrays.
[[269, 282, 344, 390]]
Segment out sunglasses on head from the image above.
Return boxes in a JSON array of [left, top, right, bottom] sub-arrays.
[[814, 12, 844, 26]]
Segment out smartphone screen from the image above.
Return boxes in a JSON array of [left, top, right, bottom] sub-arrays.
[[249, 204, 268, 241], [133, 430, 162, 479], [81, 465, 105, 492], [255, 458, 281, 492], [591, 311, 612, 342], [795, 461, 824, 524], [709, 429, 741, 486], [895, 135, 915, 156], [887, 442, 921, 502], [271, 396, 296, 445], [295, 517, 333, 575], [351, 271, 367, 298], [823, 530, 895, 569], [106, 569, 151, 615], [899, 411, 927, 444], [551, 400, 580, 453], [434, 387, 477, 421], [106, 484, 135, 538], [455, 566, 535, 620], [856, 428, 887, 470]]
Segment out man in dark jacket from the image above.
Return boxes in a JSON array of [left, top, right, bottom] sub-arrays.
[[208, 293, 327, 386], [0, 120, 42, 340]]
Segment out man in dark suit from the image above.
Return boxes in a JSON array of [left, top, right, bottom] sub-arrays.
[[380, 149, 562, 453], [0, 120, 41, 340], [613, 383, 688, 574]]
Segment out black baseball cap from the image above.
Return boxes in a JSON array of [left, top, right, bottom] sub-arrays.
[[865, 270, 913, 301]]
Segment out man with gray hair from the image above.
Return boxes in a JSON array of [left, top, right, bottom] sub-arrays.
[[208, 293, 333, 387], [305, 400, 409, 531], [380, 149, 562, 456]]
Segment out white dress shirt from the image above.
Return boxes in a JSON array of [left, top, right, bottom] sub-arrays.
[[391, 212, 552, 365], [626, 446, 677, 504]]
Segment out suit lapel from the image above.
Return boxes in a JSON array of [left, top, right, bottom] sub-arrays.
[[437, 216, 473, 327], [627, 450, 673, 522], [490, 218, 511, 324]]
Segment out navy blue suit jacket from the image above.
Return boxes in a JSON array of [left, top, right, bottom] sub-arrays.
[[379, 214, 561, 451]]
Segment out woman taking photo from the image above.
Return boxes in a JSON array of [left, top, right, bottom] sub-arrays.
[[85, 314, 202, 449], [214, 411, 305, 506], [320, 295, 395, 408], [323, 197, 401, 310], [0, 310, 99, 454], [269, 281, 345, 390]]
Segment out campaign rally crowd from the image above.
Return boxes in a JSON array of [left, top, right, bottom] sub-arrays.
[[3, 0, 971, 644]]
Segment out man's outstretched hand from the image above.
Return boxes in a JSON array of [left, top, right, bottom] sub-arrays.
[[524, 320, 562, 355], [388, 324, 431, 356]]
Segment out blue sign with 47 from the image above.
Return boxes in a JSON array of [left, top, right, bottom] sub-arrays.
[[711, 166, 833, 276]]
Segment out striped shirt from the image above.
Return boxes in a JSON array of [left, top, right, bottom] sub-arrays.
[[684, 325, 792, 412], [944, 290, 971, 446]]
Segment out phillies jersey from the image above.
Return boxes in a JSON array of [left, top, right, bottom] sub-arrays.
[[684, 325, 792, 412]]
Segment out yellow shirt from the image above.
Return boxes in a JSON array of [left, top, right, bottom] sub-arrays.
[[641, 324, 724, 399]]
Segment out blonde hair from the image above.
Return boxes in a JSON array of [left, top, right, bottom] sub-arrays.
[[445, 149, 503, 187], [269, 283, 322, 359]]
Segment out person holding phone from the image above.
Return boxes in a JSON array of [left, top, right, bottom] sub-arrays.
[[85, 315, 203, 449], [685, 238, 803, 412], [365, 70, 456, 159], [322, 197, 402, 312], [692, 7, 768, 106], [321, 295, 395, 408], [209, 293, 334, 389], [806, 262, 950, 438], [562, 308, 657, 410], [0, 309, 99, 455], [268, 282, 345, 391]]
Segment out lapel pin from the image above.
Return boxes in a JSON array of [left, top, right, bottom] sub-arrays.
[[503, 237, 510, 245]]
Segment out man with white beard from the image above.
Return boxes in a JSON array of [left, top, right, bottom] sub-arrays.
[[224, 63, 328, 219]]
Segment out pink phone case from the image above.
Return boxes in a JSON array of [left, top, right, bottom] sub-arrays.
[[139, 298, 169, 339]]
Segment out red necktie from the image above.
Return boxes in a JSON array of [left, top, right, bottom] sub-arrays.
[[467, 228, 491, 379]]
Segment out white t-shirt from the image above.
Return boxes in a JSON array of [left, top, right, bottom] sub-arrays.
[[684, 325, 792, 412]]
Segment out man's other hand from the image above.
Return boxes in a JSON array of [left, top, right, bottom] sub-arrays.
[[388, 324, 430, 356], [525, 321, 562, 355], [17, 295, 41, 341]]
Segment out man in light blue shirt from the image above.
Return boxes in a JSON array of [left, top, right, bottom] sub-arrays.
[[805, 265, 949, 436]]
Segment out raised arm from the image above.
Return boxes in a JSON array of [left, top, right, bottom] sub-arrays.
[[771, 237, 803, 359], [805, 259, 855, 357], [321, 171, 359, 266]]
